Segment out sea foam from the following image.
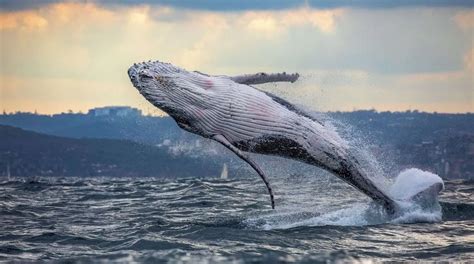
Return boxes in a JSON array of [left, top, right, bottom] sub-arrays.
[[244, 168, 444, 230]]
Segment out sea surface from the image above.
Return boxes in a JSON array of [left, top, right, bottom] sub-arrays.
[[0, 175, 473, 263]]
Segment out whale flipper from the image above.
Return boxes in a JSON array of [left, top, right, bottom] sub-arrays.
[[213, 134, 275, 209], [230, 72, 299, 85]]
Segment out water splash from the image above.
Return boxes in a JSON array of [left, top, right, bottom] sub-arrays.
[[243, 167, 444, 230]]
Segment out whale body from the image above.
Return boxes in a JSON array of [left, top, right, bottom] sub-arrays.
[[128, 60, 400, 213]]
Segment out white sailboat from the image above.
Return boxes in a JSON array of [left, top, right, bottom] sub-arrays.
[[220, 163, 228, 180], [7, 162, 11, 181]]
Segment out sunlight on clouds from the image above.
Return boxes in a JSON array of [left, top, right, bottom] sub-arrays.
[[282, 8, 344, 33], [0, 2, 472, 114], [240, 7, 344, 37], [50, 3, 116, 24], [0, 3, 117, 31], [245, 13, 280, 36], [0, 11, 48, 31], [127, 6, 151, 25], [454, 10, 474, 30]]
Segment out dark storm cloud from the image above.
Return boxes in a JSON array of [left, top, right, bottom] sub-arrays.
[[0, 0, 59, 11], [1, 0, 473, 11]]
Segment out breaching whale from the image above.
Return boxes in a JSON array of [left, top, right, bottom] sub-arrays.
[[128, 61, 407, 214]]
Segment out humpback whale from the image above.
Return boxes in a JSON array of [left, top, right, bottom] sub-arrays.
[[128, 60, 400, 213]]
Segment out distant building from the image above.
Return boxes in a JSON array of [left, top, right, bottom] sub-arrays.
[[87, 106, 142, 117]]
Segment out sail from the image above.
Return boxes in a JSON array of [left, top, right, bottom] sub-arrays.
[[220, 163, 228, 179]]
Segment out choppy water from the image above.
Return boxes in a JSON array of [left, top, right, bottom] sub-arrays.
[[1, 175, 473, 263]]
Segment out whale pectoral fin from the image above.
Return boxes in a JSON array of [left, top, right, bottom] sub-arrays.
[[212, 134, 275, 209], [230, 72, 299, 85]]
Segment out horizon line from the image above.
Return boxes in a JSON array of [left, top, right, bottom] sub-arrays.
[[2, 106, 473, 116]]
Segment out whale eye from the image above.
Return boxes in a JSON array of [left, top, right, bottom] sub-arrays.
[[139, 70, 153, 81]]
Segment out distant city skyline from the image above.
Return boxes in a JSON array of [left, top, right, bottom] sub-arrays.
[[1, 1, 473, 114]]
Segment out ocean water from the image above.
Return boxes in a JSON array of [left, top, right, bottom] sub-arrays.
[[0, 175, 473, 263]]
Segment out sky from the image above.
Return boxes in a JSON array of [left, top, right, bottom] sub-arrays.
[[0, 0, 473, 114]]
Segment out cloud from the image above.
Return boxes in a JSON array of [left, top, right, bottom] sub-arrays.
[[240, 8, 344, 36], [454, 10, 474, 30], [0, 2, 117, 31], [2, 0, 473, 12], [0, 3, 470, 75], [0, 10, 47, 30], [0, 2, 472, 114], [283, 8, 344, 33]]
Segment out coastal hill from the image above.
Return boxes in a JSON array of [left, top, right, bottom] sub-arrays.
[[1, 107, 473, 179], [0, 125, 221, 178]]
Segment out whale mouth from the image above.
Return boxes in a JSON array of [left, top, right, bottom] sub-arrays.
[[128, 62, 154, 88], [127, 63, 142, 88], [128, 61, 182, 90], [128, 61, 171, 105]]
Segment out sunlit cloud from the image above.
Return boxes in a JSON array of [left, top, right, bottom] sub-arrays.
[[454, 9, 474, 30], [0, 2, 472, 114], [0, 11, 48, 31], [239, 8, 344, 37], [282, 8, 344, 33]]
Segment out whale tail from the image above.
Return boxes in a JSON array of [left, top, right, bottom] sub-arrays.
[[389, 168, 444, 209], [334, 159, 400, 214]]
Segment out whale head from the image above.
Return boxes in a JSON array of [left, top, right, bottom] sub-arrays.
[[128, 60, 217, 133]]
